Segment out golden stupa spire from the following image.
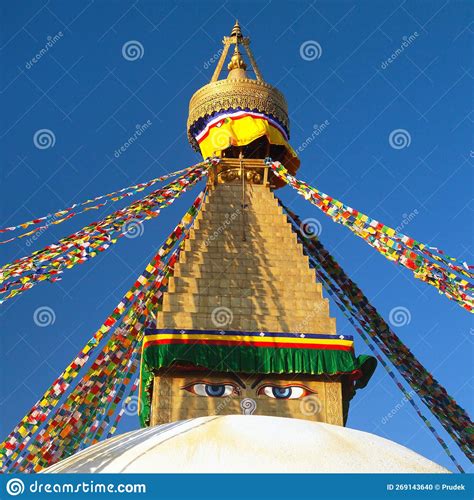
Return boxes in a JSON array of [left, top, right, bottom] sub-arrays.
[[230, 19, 243, 39], [208, 21, 262, 82], [188, 22, 288, 139], [227, 21, 247, 77], [187, 21, 295, 177], [227, 49, 247, 79]]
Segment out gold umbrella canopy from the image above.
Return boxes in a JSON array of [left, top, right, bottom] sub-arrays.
[[187, 21, 300, 184]]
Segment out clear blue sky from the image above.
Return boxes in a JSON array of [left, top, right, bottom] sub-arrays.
[[1, 0, 472, 472]]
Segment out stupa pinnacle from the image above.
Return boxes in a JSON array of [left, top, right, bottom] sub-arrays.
[[13, 21, 457, 477], [137, 22, 377, 429], [2, 13, 468, 477], [186, 22, 299, 186]]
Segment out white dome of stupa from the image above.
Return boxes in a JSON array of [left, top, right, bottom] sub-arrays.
[[43, 415, 448, 473]]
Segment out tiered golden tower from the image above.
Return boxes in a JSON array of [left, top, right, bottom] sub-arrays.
[[139, 22, 375, 429]]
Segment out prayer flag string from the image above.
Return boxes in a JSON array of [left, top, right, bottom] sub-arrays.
[[1, 189, 208, 472], [268, 159, 473, 312], [281, 202, 473, 468], [0, 165, 210, 304], [0, 164, 202, 244]]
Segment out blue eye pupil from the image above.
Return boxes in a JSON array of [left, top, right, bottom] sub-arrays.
[[205, 384, 226, 397], [272, 387, 292, 399]]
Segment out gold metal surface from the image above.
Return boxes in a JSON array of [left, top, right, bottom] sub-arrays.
[[149, 185, 344, 428], [151, 371, 344, 427], [187, 22, 289, 151], [208, 158, 268, 186], [187, 79, 289, 150], [227, 45, 247, 72]]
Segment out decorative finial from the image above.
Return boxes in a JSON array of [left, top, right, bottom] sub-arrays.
[[228, 21, 246, 73], [227, 44, 247, 72], [231, 20, 243, 39], [188, 25, 291, 160]]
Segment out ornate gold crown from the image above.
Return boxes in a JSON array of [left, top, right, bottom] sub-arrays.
[[187, 21, 290, 151]]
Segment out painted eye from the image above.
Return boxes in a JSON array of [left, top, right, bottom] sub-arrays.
[[182, 383, 238, 398], [257, 385, 312, 399]]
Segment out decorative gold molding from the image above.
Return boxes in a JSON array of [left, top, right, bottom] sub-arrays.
[[187, 78, 289, 150], [325, 381, 343, 426], [187, 22, 290, 151], [208, 158, 267, 186]]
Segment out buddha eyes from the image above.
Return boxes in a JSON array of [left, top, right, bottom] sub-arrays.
[[182, 382, 314, 400], [257, 385, 313, 399], [182, 383, 239, 398]]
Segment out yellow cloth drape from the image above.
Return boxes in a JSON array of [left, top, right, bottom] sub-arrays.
[[198, 115, 297, 159]]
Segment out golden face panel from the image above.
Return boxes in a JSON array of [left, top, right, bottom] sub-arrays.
[[151, 369, 344, 426]]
